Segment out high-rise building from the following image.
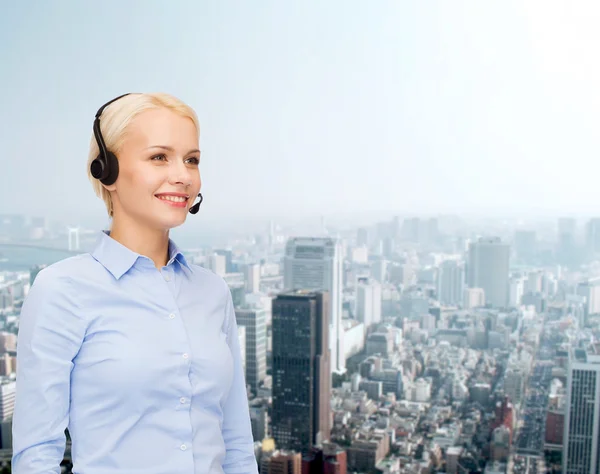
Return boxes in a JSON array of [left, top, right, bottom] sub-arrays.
[[215, 249, 234, 273], [576, 278, 600, 322], [284, 237, 344, 373], [467, 238, 510, 308], [437, 260, 464, 306], [563, 345, 600, 473], [207, 254, 227, 277], [235, 307, 267, 396], [0, 379, 16, 421], [355, 278, 382, 329], [271, 290, 331, 453], [244, 263, 261, 293]]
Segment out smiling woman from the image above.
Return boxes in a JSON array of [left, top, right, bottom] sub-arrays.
[[11, 93, 258, 474]]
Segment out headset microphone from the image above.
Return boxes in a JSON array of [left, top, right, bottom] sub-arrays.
[[189, 193, 203, 214]]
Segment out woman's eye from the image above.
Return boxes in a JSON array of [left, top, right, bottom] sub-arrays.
[[186, 157, 200, 165], [151, 154, 167, 161]]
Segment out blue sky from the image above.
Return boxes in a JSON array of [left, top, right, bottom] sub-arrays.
[[1, 0, 600, 228]]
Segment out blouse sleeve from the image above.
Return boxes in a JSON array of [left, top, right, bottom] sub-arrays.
[[221, 290, 259, 474], [11, 269, 87, 474]]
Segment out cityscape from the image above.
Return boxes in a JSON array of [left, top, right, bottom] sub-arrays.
[[2, 212, 600, 473], [3, 2, 600, 473]]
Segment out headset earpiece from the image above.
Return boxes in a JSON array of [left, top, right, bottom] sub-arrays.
[[91, 151, 119, 186], [91, 93, 133, 186]]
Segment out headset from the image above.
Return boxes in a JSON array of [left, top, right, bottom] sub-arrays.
[[90, 93, 203, 214]]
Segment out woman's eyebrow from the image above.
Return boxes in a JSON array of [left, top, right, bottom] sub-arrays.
[[146, 145, 200, 154]]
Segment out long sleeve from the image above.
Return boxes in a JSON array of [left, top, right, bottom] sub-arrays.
[[221, 291, 258, 474], [12, 269, 88, 474]]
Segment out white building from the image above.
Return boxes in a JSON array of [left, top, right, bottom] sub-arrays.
[[244, 263, 261, 293], [356, 278, 382, 329]]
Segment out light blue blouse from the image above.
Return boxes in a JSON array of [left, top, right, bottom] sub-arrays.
[[12, 230, 258, 474]]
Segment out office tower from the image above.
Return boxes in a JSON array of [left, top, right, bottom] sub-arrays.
[[284, 237, 344, 373], [208, 253, 227, 277], [215, 249, 234, 273], [467, 238, 510, 308], [356, 278, 382, 328], [576, 278, 600, 323], [244, 263, 261, 293], [235, 307, 267, 396], [0, 379, 16, 421], [509, 277, 524, 308], [437, 260, 464, 306], [271, 291, 331, 453], [564, 346, 600, 473]]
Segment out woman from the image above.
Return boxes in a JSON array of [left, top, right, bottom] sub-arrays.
[[12, 92, 258, 474]]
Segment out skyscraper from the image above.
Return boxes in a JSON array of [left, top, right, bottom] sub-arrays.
[[437, 260, 465, 306], [284, 237, 344, 373], [356, 278, 382, 329], [271, 290, 331, 453], [467, 238, 510, 308], [235, 307, 267, 396], [563, 345, 600, 473], [244, 263, 261, 293]]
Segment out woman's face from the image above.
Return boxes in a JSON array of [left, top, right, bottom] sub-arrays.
[[106, 107, 201, 231]]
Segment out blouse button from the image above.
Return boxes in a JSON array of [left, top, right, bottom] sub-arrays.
[[180, 444, 187, 451]]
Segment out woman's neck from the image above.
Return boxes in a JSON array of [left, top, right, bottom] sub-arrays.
[[109, 216, 170, 269]]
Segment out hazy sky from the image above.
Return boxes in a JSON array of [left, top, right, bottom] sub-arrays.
[[1, 0, 600, 227]]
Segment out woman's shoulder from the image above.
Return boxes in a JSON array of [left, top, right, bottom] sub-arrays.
[[34, 253, 102, 284], [188, 263, 230, 296]]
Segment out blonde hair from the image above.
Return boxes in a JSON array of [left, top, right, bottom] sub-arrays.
[[87, 92, 200, 217]]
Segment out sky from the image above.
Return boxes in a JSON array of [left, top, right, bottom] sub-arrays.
[[1, 0, 600, 230]]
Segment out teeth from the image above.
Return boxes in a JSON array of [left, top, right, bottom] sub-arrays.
[[157, 195, 187, 202]]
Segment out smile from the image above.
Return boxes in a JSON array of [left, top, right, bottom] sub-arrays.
[[155, 194, 189, 208]]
